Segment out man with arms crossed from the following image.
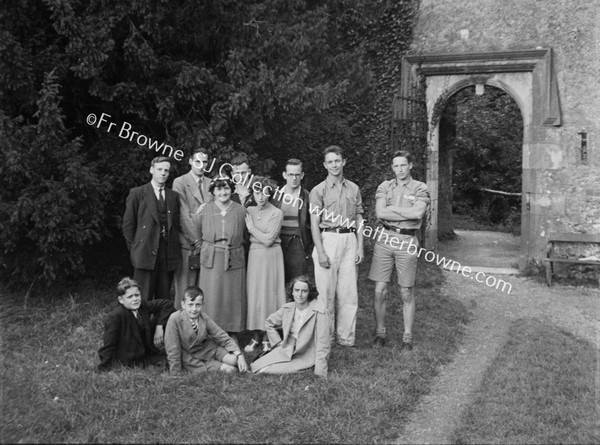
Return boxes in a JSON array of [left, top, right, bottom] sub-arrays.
[[122, 156, 182, 301], [310, 145, 364, 347], [172, 148, 213, 309], [273, 158, 313, 282], [369, 150, 430, 350]]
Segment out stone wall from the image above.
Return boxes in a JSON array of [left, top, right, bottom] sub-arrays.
[[409, 0, 600, 272]]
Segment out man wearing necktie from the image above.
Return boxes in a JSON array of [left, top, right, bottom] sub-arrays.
[[172, 148, 213, 309], [122, 156, 182, 302]]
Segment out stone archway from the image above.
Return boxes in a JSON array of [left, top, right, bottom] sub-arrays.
[[400, 49, 561, 268]]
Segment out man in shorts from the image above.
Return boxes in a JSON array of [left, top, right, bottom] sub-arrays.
[[368, 150, 430, 350]]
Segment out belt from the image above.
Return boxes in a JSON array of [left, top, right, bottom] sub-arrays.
[[381, 224, 417, 236], [321, 227, 356, 234], [204, 241, 243, 271], [280, 228, 301, 236]]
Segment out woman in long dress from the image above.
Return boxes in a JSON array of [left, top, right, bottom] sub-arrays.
[[197, 177, 246, 341], [250, 275, 331, 377], [244, 176, 286, 354]]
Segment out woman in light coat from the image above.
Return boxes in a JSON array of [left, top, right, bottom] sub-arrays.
[[251, 275, 331, 377]]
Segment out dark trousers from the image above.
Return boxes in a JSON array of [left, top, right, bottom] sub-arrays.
[[134, 238, 174, 301], [280, 234, 309, 283]]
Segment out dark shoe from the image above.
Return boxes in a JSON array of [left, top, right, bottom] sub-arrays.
[[372, 336, 386, 348], [401, 340, 413, 351]]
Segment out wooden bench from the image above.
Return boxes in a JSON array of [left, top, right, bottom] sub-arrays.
[[544, 232, 600, 286]]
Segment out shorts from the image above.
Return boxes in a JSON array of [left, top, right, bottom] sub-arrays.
[[202, 346, 229, 371], [368, 232, 419, 287], [189, 344, 231, 372]]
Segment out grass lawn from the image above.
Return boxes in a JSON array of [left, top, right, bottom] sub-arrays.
[[452, 318, 599, 445], [1, 242, 470, 443]]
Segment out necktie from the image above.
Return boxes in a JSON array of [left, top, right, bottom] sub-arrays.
[[134, 311, 144, 328], [158, 188, 167, 238], [190, 318, 198, 333], [198, 180, 204, 201]]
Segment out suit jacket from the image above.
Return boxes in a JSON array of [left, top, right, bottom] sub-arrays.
[[232, 192, 254, 208], [232, 191, 254, 256], [250, 299, 331, 376], [97, 299, 174, 371], [164, 310, 241, 373], [173, 172, 212, 250], [122, 182, 182, 270], [272, 186, 313, 258]]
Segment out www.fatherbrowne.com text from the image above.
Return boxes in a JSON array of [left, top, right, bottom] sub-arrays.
[[86, 132, 513, 295], [220, 166, 513, 295]]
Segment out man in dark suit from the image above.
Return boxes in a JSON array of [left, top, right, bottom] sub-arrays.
[[172, 148, 213, 309], [122, 156, 182, 301], [98, 277, 174, 371], [229, 152, 254, 260], [230, 152, 254, 207]]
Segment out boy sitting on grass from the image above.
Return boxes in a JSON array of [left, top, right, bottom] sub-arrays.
[[164, 286, 248, 374], [97, 277, 174, 372]]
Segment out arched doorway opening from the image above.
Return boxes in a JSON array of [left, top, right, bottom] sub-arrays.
[[436, 84, 523, 268], [438, 85, 522, 237], [399, 49, 562, 268]]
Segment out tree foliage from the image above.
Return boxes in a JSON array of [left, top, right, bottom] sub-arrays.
[[0, 70, 108, 284], [0, 0, 416, 286], [448, 86, 523, 228]]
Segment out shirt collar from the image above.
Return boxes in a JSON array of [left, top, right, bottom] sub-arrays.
[[326, 176, 346, 188], [394, 177, 412, 188], [187, 313, 200, 323], [191, 172, 203, 184]]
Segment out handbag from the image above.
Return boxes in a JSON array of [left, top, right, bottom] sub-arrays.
[[189, 252, 201, 270]]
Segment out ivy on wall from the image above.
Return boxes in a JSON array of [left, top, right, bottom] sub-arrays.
[[337, 0, 420, 219]]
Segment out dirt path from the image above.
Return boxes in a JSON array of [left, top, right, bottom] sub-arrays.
[[437, 229, 521, 269], [395, 231, 599, 444]]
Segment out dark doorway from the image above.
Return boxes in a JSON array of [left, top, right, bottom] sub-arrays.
[[437, 85, 523, 240]]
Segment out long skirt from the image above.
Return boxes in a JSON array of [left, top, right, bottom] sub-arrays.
[[246, 244, 286, 331], [199, 250, 246, 332]]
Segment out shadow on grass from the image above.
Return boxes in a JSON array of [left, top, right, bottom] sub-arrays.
[[1, 243, 470, 443], [452, 318, 599, 445]]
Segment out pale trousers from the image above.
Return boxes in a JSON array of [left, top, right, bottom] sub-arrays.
[[312, 232, 358, 346], [174, 247, 200, 310]]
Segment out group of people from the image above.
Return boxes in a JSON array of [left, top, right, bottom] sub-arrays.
[[98, 145, 430, 378]]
